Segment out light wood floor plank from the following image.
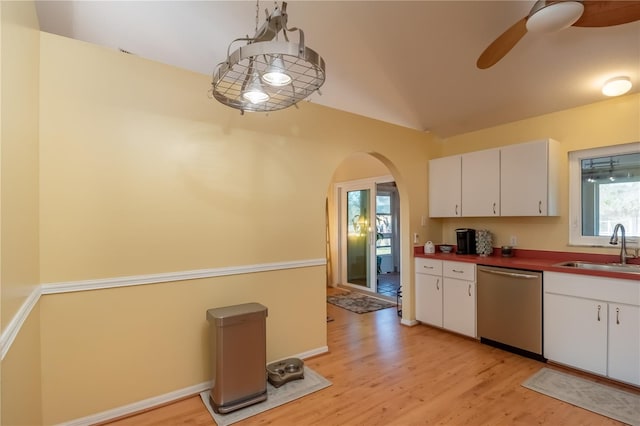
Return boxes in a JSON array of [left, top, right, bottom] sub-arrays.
[[107, 287, 635, 425]]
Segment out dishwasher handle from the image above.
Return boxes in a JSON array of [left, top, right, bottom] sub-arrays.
[[478, 267, 540, 280]]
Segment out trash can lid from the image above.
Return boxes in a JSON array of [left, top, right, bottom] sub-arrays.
[[206, 302, 268, 324]]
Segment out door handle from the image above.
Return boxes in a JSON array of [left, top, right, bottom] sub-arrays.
[[597, 304, 601, 322], [538, 201, 542, 214], [493, 202, 496, 215], [455, 204, 459, 216], [436, 278, 440, 291], [468, 284, 471, 296], [616, 307, 620, 325]]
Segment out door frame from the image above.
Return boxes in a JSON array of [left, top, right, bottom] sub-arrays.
[[334, 175, 394, 293]]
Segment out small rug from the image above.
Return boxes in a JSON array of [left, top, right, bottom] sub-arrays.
[[327, 292, 395, 314], [200, 366, 331, 426], [522, 368, 640, 425]]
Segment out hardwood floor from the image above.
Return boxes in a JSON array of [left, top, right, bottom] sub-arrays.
[[107, 288, 633, 425]]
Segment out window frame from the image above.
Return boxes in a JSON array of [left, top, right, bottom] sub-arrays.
[[569, 142, 640, 246]]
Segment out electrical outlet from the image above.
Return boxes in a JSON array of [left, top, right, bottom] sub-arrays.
[[510, 235, 517, 246], [414, 233, 419, 244], [421, 215, 427, 227]]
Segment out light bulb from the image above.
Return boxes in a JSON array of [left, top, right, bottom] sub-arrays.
[[242, 71, 269, 104], [262, 55, 292, 87], [602, 77, 632, 97]]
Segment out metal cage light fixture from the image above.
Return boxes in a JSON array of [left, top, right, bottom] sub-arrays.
[[211, 1, 326, 113]]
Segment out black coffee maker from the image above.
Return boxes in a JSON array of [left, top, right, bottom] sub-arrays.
[[456, 228, 476, 254]]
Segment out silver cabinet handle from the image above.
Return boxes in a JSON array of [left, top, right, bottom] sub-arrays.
[[538, 201, 542, 214], [455, 204, 459, 216], [423, 265, 434, 269], [493, 202, 496, 215], [468, 284, 471, 296], [616, 307, 620, 325], [436, 278, 440, 291], [597, 304, 601, 322], [452, 269, 464, 273]]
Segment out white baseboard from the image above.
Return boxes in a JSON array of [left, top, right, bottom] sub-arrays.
[[57, 381, 212, 426], [59, 345, 330, 426], [400, 318, 419, 326]]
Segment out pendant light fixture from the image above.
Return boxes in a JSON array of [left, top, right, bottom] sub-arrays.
[[211, 1, 326, 113]]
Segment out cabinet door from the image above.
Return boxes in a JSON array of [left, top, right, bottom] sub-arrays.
[[461, 149, 500, 217], [608, 303, 640, 386], [429, 156, 461, 217], [415, 273, 443, 327], [501, 139, 557, 216], [544, 293, 607, 376], [443, 278, 476, 338]]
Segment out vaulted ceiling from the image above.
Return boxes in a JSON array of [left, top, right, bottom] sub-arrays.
[[35, 1, 640, 137]]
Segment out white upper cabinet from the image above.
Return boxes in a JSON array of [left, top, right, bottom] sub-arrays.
[[500, 139, 560, 216], [429, 139, 560, 218], [461, 148, 500, 217], [429, 155, 461, 217]]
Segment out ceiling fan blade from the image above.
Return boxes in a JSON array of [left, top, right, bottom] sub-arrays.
[[477, 17, 528, 69], [573, 0, 640, 27]]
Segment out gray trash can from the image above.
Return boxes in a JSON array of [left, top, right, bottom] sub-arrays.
[[206, 302, 268, 414]]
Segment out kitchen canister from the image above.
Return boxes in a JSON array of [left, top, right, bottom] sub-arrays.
[[424, 241, 435, 254], [476, 229, 493, 256]]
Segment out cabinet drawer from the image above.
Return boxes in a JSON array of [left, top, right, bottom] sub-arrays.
[[443, 261, 475, 281], [415, 258, 442, 275]]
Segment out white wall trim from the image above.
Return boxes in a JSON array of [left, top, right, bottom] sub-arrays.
[[0, 286, 42, 360], [56, 381, 212, 426], [0, 258, 326, 360], [58, 346, 330, 425], [41, 258, 327, 295], [400, 318, 419, 327]]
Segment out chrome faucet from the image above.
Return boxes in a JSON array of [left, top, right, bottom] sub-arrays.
[[609, 223, 636, 264]]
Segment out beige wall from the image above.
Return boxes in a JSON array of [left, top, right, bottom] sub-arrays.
[[0, 1, 42, 424], [37, 32, 433, 424], [432, 94, 640, 253]]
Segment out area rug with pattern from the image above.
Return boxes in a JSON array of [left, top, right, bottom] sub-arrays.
[[522, 367, 640, 425], [327, 292, 395, 314], [200, 366, 331, 426]]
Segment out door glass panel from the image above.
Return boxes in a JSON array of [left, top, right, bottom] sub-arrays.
[[347, 189, 370, 287]]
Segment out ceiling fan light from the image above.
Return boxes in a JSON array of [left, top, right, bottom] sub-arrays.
[[262, 55, 292, 87], [602, 76, 632, 97], [526, 1, 584, 33]]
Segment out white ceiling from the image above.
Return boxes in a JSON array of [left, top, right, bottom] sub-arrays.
[[34, 1, 640, 138]]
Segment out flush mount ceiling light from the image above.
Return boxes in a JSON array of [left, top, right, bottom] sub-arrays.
[[602, 76, 632, 97], [210, 1, 326, 113]]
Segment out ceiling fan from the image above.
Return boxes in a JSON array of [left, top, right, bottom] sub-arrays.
[[477, 0, 640, 69]]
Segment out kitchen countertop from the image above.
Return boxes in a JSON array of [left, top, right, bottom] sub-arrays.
[[414, 247, 640, 281]]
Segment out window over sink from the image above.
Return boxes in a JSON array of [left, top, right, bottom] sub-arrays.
[[569, 142, 640, 247]]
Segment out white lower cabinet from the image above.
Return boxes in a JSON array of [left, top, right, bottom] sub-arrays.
[[544, 272, 640, 386], [544, 293, 607, 376], [443, 276, 476, 337], [415, 258, 443, 327], [608, 303, 640, 384], [415, 259, 476, 338], [415, 272, 443, 327]]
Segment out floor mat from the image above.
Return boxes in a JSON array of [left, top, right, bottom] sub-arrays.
[[327, 292, 395, 314], [522, 367, 640, 426], [200, 366, 331, 426]]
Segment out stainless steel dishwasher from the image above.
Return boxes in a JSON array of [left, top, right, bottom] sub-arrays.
[[477, 265, 544, 361]]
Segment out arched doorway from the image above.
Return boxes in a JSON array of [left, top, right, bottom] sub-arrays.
[[327, 153, 401, 300]]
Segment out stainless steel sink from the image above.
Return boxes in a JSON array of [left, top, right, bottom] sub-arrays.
[[554, 261, 640, 275]]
